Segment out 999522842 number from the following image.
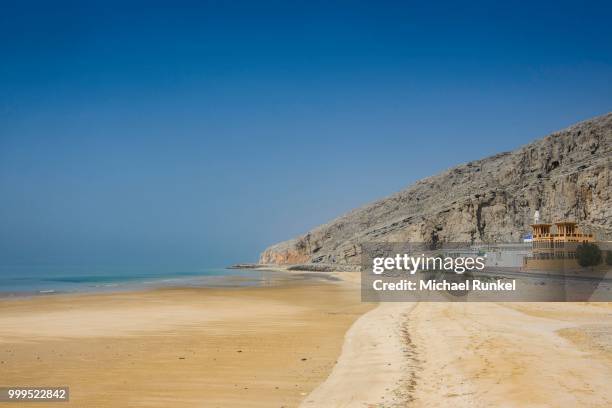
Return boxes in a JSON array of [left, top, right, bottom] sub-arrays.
[[0, 387, 69, 402]]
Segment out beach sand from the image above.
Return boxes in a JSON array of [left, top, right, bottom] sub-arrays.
[[406, 302, 612, 407], [300, 302, 411, 407], [304, 300, 612, 407], [2, 271, 612, 408], [0, 278, 373, 407]]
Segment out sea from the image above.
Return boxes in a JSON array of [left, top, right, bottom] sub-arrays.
[[0, 265, 289, 297]]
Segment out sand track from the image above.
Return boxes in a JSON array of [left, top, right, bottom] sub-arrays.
[[302, 302, 612, 407]]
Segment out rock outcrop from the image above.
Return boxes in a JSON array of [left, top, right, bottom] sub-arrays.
[[260, 113, 612, 266]]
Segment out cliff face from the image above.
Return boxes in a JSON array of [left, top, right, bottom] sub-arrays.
[[260, 113, 612, 266]]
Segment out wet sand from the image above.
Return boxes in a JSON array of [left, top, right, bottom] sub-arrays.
[[0, 278, 373, 407]]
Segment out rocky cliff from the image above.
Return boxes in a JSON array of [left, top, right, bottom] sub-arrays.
[[260, 113, 612, 266]]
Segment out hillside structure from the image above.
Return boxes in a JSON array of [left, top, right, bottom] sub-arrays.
[[524, 216, 594, 270]]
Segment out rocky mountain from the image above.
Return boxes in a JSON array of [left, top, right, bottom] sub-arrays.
[[260, 113, 612, 266]]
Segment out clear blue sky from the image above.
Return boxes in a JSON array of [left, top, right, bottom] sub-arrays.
[[1, 1, 611, 268]]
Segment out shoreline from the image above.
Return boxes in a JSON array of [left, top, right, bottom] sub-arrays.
[[0, 267, 325, 300], [3, 265, 612, 407], [0, 275, 374, 407]]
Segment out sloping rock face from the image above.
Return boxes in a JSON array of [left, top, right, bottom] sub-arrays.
[[260, 113, 612, 266]]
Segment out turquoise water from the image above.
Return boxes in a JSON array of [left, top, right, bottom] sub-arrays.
[[0, 266, 282, 296]]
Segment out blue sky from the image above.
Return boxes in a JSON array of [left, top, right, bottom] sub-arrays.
[[1, 1, 611, 268]]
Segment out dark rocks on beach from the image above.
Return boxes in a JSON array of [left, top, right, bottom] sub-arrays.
[[227, 264, 262, 269]]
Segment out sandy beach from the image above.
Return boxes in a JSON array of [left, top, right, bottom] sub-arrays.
[[2, 271, 612, 407], [0, 277, 372, 407], [304, 299, 612, 407], [405, 302, 612, 407]]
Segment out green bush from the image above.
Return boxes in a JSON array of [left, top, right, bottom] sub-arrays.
[[576, 243, 602, 268]]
